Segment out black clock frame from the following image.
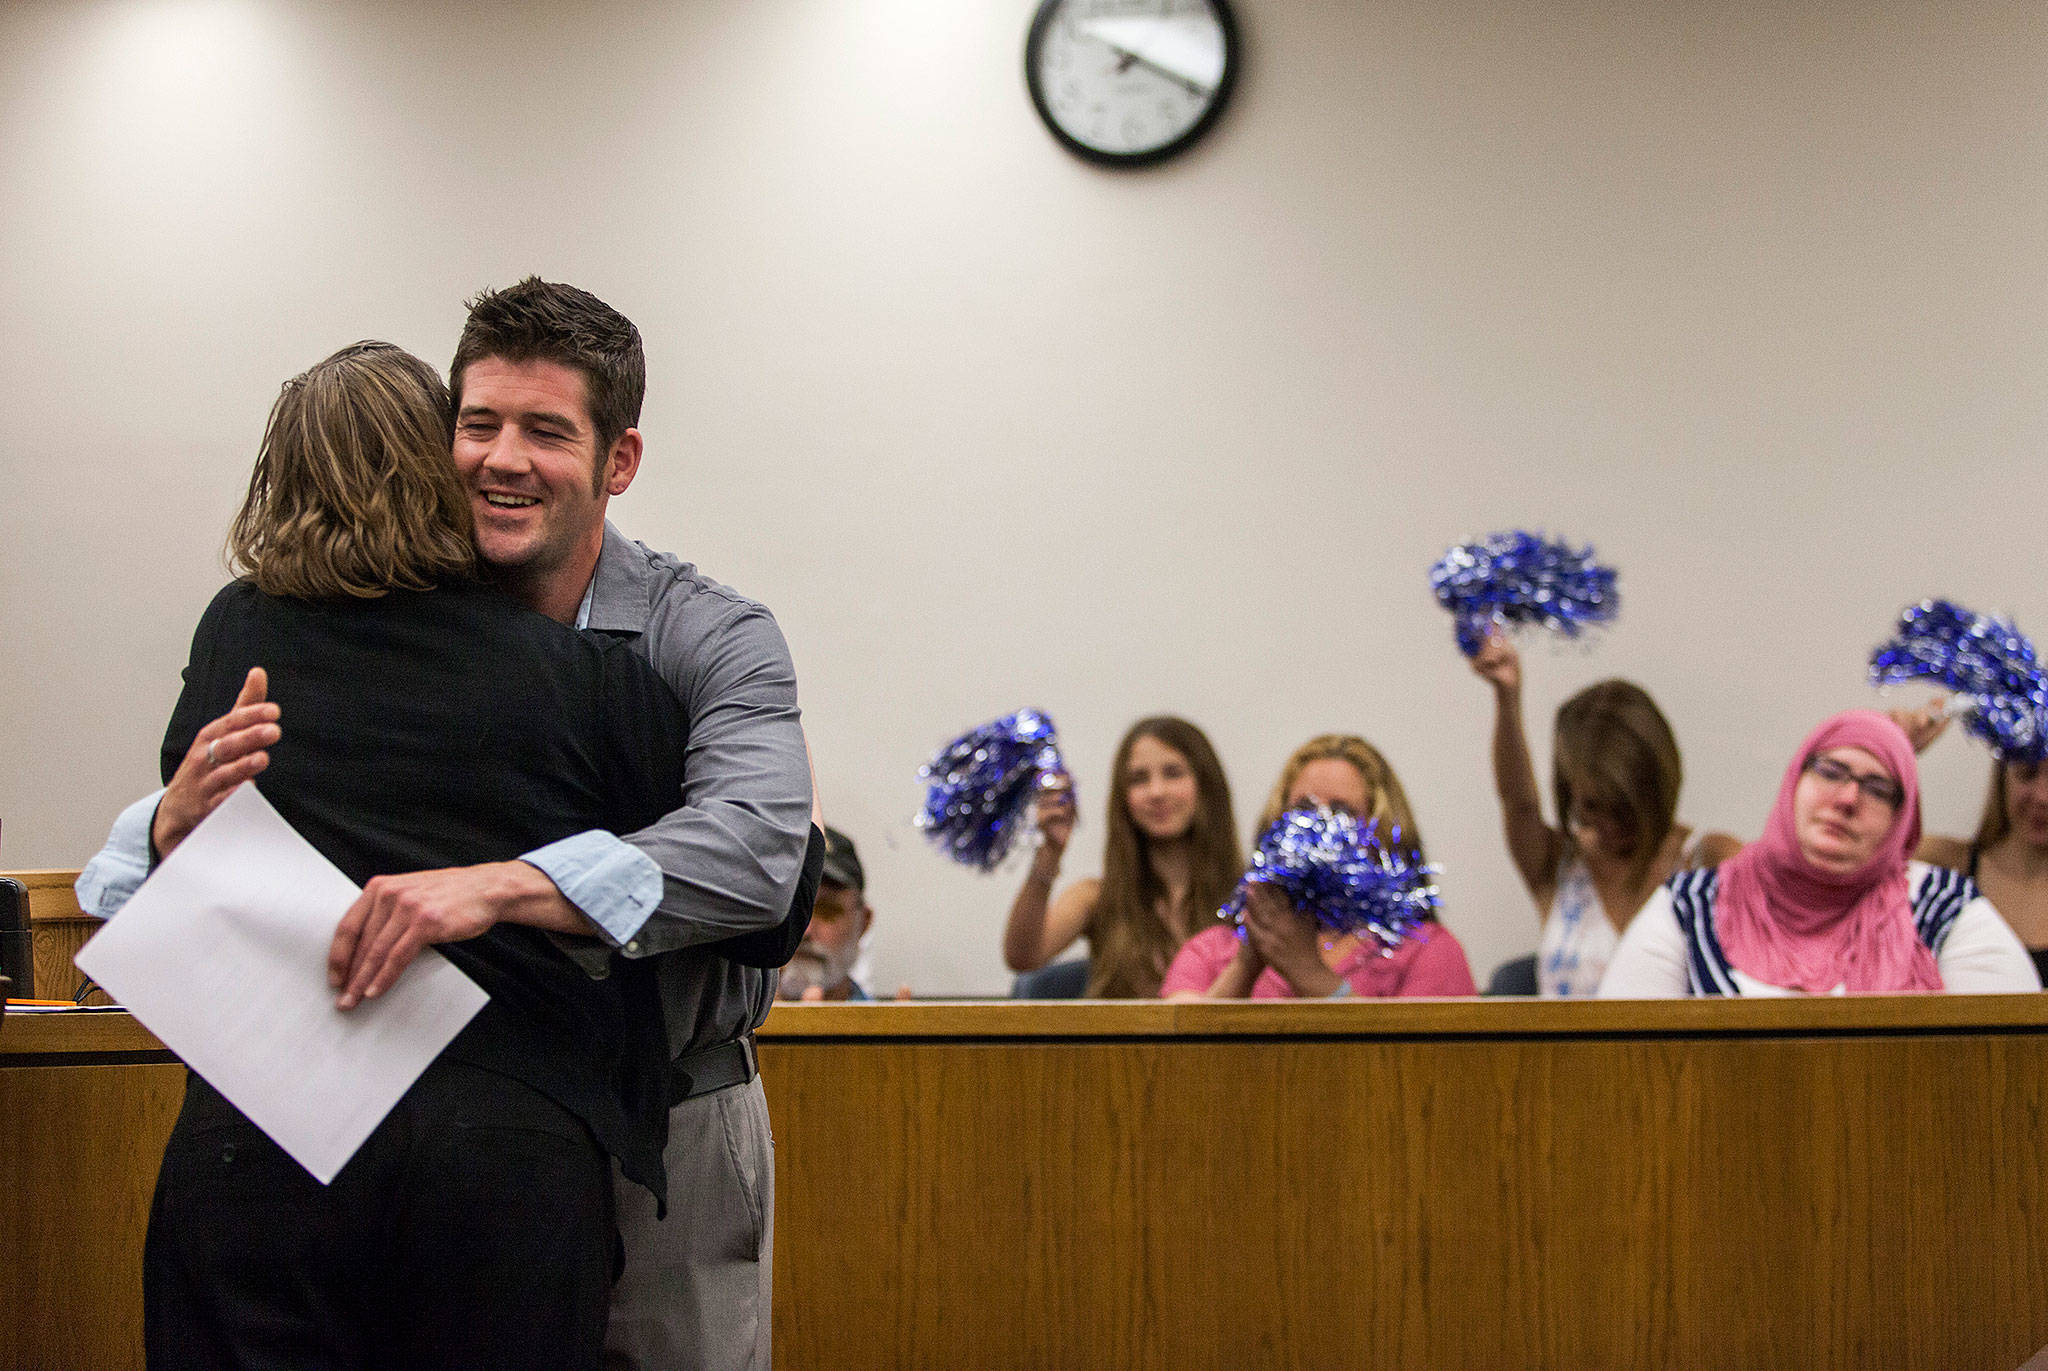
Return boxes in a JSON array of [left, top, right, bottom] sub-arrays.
[[1024, 0, 1240, 168]]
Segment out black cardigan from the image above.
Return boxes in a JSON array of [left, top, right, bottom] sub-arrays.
[[163, 579, 685, 1199]]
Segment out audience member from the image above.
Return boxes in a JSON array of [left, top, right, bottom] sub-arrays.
[[1896, 700, 2048, 985], [782, 826, 873, 1001], [1599, 710, 2040, 997], [1004, 717, 1241, 998], [1467, 631, 1738, 996], [1162, 735, 1478, 999]]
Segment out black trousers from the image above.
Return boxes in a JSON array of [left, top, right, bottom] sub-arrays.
[[144, 1058, 616, 1371]]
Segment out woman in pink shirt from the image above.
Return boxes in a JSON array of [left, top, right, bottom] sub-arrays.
[[1162, 735, 1479, 1000]]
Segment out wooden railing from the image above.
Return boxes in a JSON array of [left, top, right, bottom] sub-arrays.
[[8, 906, 2047, 1368]]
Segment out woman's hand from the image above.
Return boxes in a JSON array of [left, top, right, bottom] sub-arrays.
[[1194, 928, 1266, 998], [1033, 782, 1076, 854], [1889, 696, 1952, 754], [153, 668, 281, 859], [1241, 884, 1343, 997], [1470, 630, 1521, 694]]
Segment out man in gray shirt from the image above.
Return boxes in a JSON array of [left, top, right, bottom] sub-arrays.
[[79, 278, 815, 1371]]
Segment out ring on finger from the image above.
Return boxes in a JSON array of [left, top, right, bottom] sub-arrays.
[[206, 740, 219, 767]]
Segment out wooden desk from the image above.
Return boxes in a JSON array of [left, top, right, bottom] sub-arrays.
[[0, 1014, 182, 1371], [8, 1000, 2047, 1370], [757, 997, 2048, 1370]]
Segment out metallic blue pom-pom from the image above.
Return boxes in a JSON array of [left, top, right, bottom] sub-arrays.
[[1870, 600, 2048, 762], [1219, 807, 1441, 952], [1430, 530, 1620, 657], [915, 708, 1071, 871]]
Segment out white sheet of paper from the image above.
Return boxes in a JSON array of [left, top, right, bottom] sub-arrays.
[[76, 783, 488, 1184]]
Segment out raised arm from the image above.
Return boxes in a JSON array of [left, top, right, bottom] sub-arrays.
[[1470, 633, 1564, 906], [1003, 786, 1097, 971], [1889, 695, 1952, 754]]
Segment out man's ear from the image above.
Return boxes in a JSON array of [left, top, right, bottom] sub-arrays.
[[859, 906, 874, 939], [605, 428, 644, 497]]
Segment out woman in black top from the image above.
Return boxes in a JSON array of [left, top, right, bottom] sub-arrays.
[[138, 342, 684, 1371]]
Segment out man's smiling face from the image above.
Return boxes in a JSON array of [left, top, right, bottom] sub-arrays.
[[452, 355, 616, 594]]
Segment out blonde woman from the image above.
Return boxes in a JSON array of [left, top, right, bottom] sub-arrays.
[[1162, 735, 1478, 999], [1907, 707, 2048, 984]]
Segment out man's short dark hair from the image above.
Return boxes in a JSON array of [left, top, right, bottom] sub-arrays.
[[452, 277, 646, 468]]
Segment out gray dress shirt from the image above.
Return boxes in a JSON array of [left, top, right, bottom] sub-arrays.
[[582, 522, 813, 1055]]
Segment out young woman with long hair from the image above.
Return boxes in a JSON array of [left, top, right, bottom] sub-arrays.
[[1003, 715, 1241, 998], [1906, 701, 2048, 983], [1468, 632, 1737, 995], [1161, 734, 1478, 999]]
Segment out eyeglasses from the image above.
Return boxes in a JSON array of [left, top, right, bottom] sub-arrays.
[[1802, 755, 1903, 810]]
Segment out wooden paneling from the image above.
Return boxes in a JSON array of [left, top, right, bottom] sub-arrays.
[[0, 1059, 185, 1371], [760, 992, 2048, 1037], [758, 1001, 2048, 1370], [12, 1004, 2048, 1369]]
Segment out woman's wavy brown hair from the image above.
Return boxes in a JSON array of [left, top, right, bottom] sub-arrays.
[[1088, 717, 1242, 999], [1551, 679, 1683, 889], [226, 341, 476, 599]]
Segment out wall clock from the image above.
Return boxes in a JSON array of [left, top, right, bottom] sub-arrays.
[[1025, 0, 1240, 167]]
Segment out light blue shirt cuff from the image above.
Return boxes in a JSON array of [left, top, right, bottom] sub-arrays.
[[75, 789, 165, 919], [522, 829, 663, 950]]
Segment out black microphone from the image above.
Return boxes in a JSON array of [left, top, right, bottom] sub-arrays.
[[0, 877, 32, 998]]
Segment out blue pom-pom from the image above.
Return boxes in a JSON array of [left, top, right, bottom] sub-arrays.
[[915, 708, 1071, 871], [1870, 600, 2048, 762], [1219, 807, 1441, 952], [1430, 530, 1620, 657]]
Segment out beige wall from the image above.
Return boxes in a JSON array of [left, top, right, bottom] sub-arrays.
[[3, 0, 2043, 993]]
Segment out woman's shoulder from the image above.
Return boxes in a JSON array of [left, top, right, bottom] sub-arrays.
[[1914, 836, 1974, 871], [1053, 876, 1105, 922], [193, 577, 267, 624], [1906, 858, 1967, 890], [1175, 922, 1239, 959], [1357, 922, 1477, 996]]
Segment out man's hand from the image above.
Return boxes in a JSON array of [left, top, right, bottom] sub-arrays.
[[328, 861, 590, 1009], [154, 668, 281, 859]]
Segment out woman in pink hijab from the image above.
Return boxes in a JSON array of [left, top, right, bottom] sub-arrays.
[[1598, 710, 2040, 997]]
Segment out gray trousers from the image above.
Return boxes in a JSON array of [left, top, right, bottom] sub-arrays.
[[605, 1076, 774, 1371]]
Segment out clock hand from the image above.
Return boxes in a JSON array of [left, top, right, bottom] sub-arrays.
[[1095, 38, 1210, 97]]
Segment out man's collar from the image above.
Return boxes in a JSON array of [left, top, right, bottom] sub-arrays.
[[582, 520, 653, 636]]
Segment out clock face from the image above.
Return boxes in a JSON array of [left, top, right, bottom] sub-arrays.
[[1025, 0, 1238, 166]]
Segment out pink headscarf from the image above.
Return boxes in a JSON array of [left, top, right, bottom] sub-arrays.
[[1714, 710, 1942, 994]]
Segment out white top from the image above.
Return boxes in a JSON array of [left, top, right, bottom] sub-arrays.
[[1537, 858, 1617, 998], [1598, 861, 2043, 998]]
